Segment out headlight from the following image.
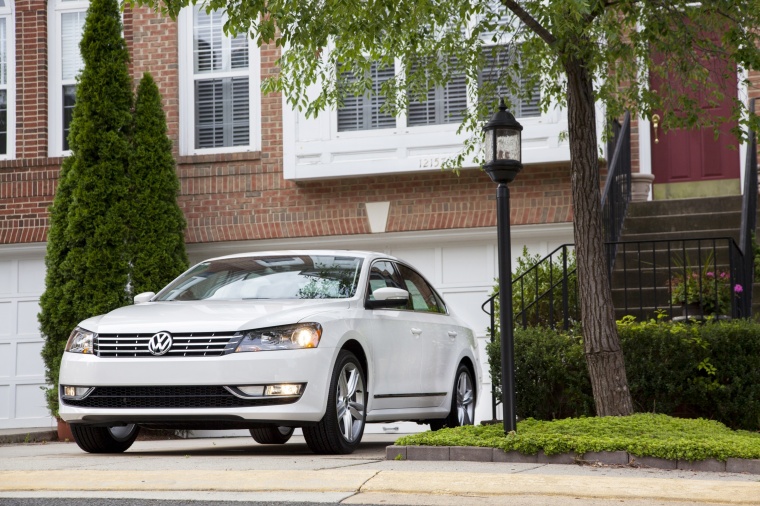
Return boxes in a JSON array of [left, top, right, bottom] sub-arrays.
[[235, 323, 322, 352], [65, 327, 96, 354]]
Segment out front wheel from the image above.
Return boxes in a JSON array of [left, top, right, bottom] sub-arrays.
[[430, 364, 476, 431], [249, 425, 295, 444], [71, 424, 140, 453], [303, 350, 367, 454]]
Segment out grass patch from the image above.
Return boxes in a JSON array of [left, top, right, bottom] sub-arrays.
[[395, 414, 760, 462]]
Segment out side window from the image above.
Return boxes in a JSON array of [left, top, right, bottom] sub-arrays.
[[396, 264, 445, 314], [366, 260, 408, 308]]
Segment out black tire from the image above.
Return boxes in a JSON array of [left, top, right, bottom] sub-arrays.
[[71, 424, 140, 453], [303, 350, 367, 454], [430, 364, 476, 431], [249, 425, 295, 444]]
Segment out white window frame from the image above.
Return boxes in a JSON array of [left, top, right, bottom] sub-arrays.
[[0, 0, 16, 160], [48, 0, 88, 158], [284, 12, 575, 180], [177, 6, 261, 156]]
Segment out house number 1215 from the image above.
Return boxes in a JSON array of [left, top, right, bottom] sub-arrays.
[[419, 157, 444, 168]]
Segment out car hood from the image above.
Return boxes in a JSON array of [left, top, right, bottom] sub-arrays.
[[79, 299, 352, 334]]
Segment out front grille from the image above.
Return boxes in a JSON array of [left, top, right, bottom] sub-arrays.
[[95, 332, 241, 357], [61, 386, 299, 409]]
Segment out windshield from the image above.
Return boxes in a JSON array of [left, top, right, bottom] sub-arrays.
[[154, 255, 364, 301]]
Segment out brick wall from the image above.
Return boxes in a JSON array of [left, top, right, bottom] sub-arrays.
[[0, 4, 574, 247]]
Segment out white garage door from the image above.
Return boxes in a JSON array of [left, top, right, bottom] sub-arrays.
[[0, 245, 53, 430]]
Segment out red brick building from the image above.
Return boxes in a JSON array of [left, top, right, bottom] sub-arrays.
[[5, 1, 753, 431]]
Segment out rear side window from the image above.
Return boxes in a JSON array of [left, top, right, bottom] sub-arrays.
[[396, 264, 446, 314]]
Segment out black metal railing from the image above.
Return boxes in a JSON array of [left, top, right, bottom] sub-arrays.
[[608, 237, 748, 321], [739, 98, 758, 318], [601, 111, 632, 276]]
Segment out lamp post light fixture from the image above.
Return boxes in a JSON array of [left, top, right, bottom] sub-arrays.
[[483, 99, 523, 434]]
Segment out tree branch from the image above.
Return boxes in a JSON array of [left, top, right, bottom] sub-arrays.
[[500, 0, 556, 46]]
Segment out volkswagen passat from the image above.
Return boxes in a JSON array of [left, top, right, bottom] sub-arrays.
[[59, 250, 481, 454]]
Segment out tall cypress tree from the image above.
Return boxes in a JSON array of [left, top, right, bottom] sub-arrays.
[[38, 0, 133, 416], [129, 72, 188, 294]]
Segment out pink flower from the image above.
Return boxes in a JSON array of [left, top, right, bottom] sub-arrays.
[[706, 272, 715, 278], [734, 284, 743, 294]]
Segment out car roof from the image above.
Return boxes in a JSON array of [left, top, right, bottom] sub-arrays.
[[204, 250, 400, 263]]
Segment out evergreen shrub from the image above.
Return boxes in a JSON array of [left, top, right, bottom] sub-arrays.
[[487, 318, 760, 431]]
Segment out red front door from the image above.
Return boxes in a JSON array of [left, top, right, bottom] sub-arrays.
[[649, 49, 739, 184]]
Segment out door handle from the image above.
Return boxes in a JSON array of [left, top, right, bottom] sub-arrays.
[[652, 114, 660, 144], [448, 331, 458, 338], [411, 328, 423, 336]]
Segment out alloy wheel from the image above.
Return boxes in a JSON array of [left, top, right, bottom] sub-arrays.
[[336, 362, 365, 443]]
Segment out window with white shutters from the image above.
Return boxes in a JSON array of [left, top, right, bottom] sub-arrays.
[[0, 15, 7, 155], [0, 1, 15, 158], [337, 63, 396, 132], [192, 8, 250, 149], [479, 46, 540, 118], [407, 58, 467, 127], [49, 0, 87, 156], [61, 11, 85, 151]]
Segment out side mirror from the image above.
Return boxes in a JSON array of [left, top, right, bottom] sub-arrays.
[[133, 292, 156, 304], [366, 287, 409, 309]]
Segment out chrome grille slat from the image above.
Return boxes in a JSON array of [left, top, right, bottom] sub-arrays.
[[95, 332, 239, 357]]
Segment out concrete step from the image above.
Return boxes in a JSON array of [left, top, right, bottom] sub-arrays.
[[627, 196, 744, 218], [617, 229, 742, 243], [621, 211, 742, 235]]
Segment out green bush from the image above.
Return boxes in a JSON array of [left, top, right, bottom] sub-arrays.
[[39, 0, 133, 417], [487, 318, 760, 431], [487, 326, 594, 421], [128, 73, 188, 295], [397, 414, 760, 462]]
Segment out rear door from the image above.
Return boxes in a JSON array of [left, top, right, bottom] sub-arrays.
[[394, 263, 458, 407]]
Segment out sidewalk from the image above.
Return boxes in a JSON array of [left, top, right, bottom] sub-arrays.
[[1, 435, 760, 505]]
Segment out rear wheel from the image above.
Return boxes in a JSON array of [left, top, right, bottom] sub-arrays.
[[249, 425, 295, 444], [303, 350, 366, 454], [430, 364, 475, 431], [71, 424, 140, 453]]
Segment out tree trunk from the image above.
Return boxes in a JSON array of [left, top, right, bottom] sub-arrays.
[[564, 56, 634, 417]]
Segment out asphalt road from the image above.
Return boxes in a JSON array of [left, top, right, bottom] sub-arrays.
[[2, 435, 759, 506]]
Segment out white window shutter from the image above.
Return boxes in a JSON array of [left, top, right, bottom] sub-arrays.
[[61, 11, 85, 81]]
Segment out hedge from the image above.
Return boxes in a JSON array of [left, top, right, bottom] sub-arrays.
[[487, 317, 760, 431]]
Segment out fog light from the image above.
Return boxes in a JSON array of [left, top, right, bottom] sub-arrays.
[[237, 385, 265, 396], [62, 386, 93, 399], [265, 384, 302, 396]]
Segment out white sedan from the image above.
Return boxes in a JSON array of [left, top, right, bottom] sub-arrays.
[[59, 250, 481, 454]]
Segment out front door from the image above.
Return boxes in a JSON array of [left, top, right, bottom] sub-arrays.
[[649, 42, 740, 198]]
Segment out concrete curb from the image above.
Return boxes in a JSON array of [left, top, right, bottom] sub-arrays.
[[388, 446, 760, 474], [0, 430, 58, 446]]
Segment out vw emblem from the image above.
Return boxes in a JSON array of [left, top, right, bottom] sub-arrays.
[[148, 332, 173, 356]]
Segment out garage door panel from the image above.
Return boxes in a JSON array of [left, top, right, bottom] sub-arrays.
[[0, 301, 11, 335], [0, 386, 8, 419], [18, 260, 45, 294], [442, 246, 490, 285], [0, 344, 10, 377], [0, 260, 11, 295], [441, 290, 491, 337], [15, 384, 48, 419], [17, 301, 40, 336], [16, 342, 44, 377], [390, 248, 436, 282]]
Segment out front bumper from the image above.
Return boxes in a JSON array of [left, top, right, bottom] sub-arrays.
[[58, 347, 335, 425]]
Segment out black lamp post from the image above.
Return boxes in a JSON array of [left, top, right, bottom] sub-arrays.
[[483, 99, 522, 434]]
